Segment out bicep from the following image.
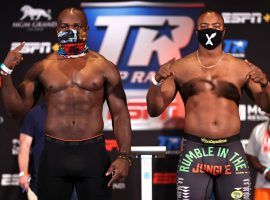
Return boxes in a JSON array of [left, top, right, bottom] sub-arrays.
[[244, 80, 270, 112], [243, 80, 262, 102], [106, 82, 128, 115], [18, 63, 42, 108], [241, 60, 264, 103], [17, 80, 36, 109], [105, 66, 128, 114]]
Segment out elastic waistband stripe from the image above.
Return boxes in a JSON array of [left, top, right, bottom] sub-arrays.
[[183, 134, 240, 144]]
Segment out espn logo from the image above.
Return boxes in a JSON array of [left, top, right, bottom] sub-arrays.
[[11, 42, 51, 54], [222, 12, 262, 24]]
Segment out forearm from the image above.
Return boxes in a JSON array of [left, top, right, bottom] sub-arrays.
[[18, 147, 30, 175], [112, 111, 132, 154], [246, 155, 266, 174], [146, 84, 166, 117], [1, 75, 28, 117], [259, 84, 270, 112]]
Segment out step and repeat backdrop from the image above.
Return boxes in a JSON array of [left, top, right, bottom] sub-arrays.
[[0, 0, 270, 199]]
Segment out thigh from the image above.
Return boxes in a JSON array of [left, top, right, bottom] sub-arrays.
[[74, 141, 112, 200], [38, 176, 73, 200], [75, 177, 112, 200], [177, 139, 213, 200], [177, 170, 212, 200], [214, 172, 251, 200], [37, 142, 74, 200], [214, 141, 251, 200]]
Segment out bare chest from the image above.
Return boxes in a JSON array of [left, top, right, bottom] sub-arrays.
[[175, 64, 245, 91], [39, 61, 105, 93]]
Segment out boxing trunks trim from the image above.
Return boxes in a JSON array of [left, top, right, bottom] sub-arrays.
[[183, 134, 240, 145], [45, 133, 104, 145]]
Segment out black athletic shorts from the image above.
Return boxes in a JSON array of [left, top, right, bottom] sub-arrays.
[[37, 135, 112, 200], [177, 134, 251, 200]]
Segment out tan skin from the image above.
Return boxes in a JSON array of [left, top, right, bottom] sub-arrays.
[[1, 9, 131, 187], [147, 12, 270, 139], [18, 134, 32, 191]]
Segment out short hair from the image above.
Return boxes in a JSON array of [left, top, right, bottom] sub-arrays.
[[197, 9, 224, 25], [57, 7, 88, 25]]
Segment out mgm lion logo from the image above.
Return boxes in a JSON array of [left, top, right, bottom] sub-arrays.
[[20, 5, 52, 21]]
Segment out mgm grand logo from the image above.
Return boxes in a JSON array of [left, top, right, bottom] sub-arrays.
[[12, 5, 57, 31]]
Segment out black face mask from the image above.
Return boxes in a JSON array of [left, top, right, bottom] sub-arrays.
[[197, 28, 223, 50]]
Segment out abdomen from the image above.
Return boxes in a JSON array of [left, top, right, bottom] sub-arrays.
[[184, 92, 241, 139], [44, 87, 105, 140]]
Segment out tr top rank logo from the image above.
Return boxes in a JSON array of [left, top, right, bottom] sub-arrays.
[[82, 2, 204, 90], [81, 2, 204, 130]]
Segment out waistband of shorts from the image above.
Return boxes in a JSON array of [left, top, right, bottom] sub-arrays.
[[183, 133, 240, 145], [45, 133, 104, 145]]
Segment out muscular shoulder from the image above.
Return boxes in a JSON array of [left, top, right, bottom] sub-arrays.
[[225, 53, 250, 73], [44, 52, 58, 60], [87, 51, 119, 76], [102, 59, 120, 81], [86, 50, 103, 59], [169, 52, 197, 78], [172, 52, 196, 68], [24, 56, 51, 81]]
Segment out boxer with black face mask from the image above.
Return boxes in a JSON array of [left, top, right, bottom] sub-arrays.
[[147, 9, 270, 200], [197, 28, 224, 50]]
